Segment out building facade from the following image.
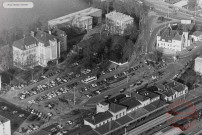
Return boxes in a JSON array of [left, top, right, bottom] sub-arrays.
[[191, 31, 202, 42], [12, 31, 60, 69], [195, 56, 202, 75], [51, 28, 67, 52], [157, 81, 188, 101], [105, 11, 134, 35], [156, 25, 191, 52], [48, 7, 102, 31], [0, 115, 11, 135]]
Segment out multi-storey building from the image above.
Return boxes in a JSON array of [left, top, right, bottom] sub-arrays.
[[156, 80, 188, 101], [35, 30, 59, 67], [13, 35, 38, 69], [51, 28, 67, 52], [156, 26, 191, 52], [12, 30, 60, 69], [105, 11, 134, 35], [48, 7, 102, 31], [195, 56, 202, 75], [0, 115, 11, 135]]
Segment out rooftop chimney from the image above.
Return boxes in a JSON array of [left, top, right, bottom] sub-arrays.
[[49, 31, 51, 35]]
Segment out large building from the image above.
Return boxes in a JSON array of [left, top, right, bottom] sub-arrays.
[[105, 11, 134, 35], [156, 80, 188, 101], [195, 56, 202, 75], [12, 30, 60, 69], [51, 28, 67, 52], [84, 91, 161, 129], [48, 7, 102, 31], [0, 115, 11, 135], [156, 25, 191, 52]]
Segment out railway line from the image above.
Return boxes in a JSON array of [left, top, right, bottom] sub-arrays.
[[104, 95, 202, 135], [126, 96, 202, 135]]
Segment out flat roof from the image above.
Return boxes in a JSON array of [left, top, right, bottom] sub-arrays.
[[106, 11, 134, 22], [48, 7, 101, 26]]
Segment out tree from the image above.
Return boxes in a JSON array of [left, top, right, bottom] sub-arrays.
[[187, 0, 197, 9]]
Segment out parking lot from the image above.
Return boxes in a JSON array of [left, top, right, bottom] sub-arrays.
[[0, 100, 30, 133], [0, 60, 154, 134]]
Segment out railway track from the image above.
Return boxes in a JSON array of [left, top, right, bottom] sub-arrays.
[[105, 95, 202, 135], [131, 96, 202, 135]]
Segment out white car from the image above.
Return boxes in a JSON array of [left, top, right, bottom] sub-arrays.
[[91, 83, 97, 88], [66, 120, 73, 125]]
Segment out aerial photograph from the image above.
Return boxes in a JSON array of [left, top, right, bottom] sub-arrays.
[[1, 0, 202, 135]]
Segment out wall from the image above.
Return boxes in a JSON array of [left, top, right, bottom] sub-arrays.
[[109, 109, 127, 120], [0, 120, 11, 135]]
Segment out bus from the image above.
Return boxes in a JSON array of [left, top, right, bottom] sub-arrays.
[[81, 76, 97, 84]]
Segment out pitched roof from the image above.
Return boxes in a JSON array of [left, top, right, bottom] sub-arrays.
[[157, 84, 165, 90], [35, 30, 57, 47], [120, 97, 141, 110], [159, 28, 182, 42], [172, 84, 186, 92], [84, 111, 113, 125], [173, 32, 181, 41], [139, 91, 160, 99], [133, 92, 150, 102], [109, 103, 126, 113], [12, 36, 37, 50], [158, 89, 175, 97], [192, 31, 202, 37], [108, 94, 126, 103]]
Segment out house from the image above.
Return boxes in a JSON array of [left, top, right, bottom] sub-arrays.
[[191, 31, 202, 42], [0, 115, 11, 135], [156, 24, 191, 52], [195, 56, 202, 75], [84, 111, 113, 129], [48, 7, 102, 31], [12, 35, 38, 69], [157, 81, 188, 101], [133, 92, 150, 107], [35, 30, 60, 67], [139, 91, 160, 103], [108, 102, 127, 120], [119, 97, 142, 114], [156, 84, 176, 102], [105, 11, 134, 35], [12, 30, 60, 69]]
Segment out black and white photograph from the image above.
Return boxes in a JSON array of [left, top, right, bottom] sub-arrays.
[[0, 0, 202, 135]]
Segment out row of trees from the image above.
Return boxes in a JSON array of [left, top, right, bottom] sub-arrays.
[[68, 28, 139, 69], [0, 16, 47, 46]]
